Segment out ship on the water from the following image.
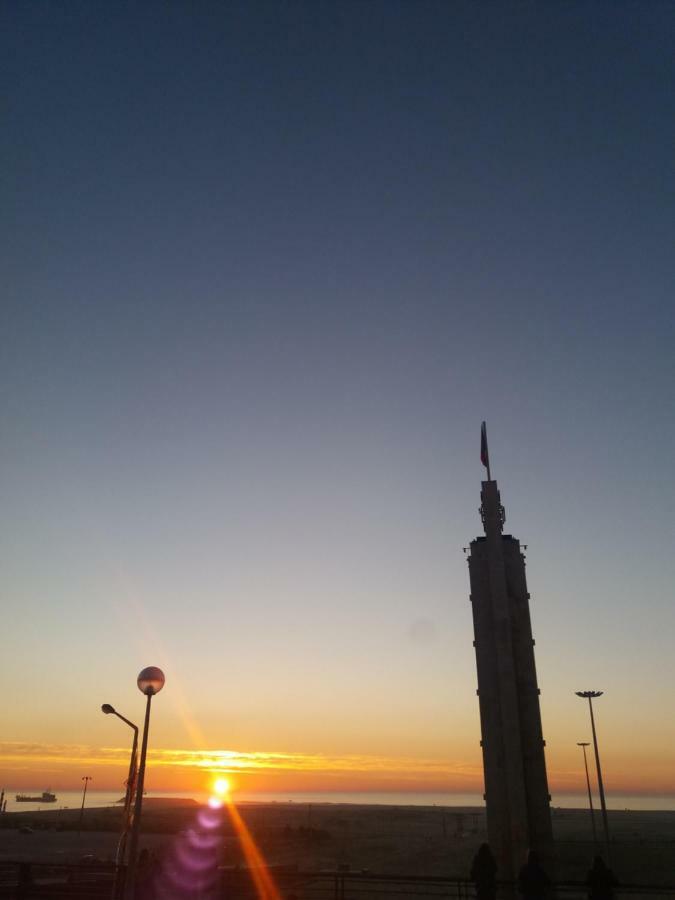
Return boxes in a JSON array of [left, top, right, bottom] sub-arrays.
[[15, 791, 57, 803]]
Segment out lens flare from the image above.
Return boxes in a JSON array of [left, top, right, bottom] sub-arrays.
[[198, 807, 222, 830], [150, 786, 280, 900], [224, 796, 282, 900]]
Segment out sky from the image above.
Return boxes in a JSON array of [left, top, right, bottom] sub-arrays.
[[1, 2, 674, 800]]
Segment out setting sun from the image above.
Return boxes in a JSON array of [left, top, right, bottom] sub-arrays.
[[213, 777, 231, 797]]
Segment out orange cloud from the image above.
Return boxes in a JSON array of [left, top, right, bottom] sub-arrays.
[[2, 742, 673, 796], [0, 741, 479, 791]]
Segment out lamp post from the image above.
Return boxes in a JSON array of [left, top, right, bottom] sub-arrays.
[[577, 742, 597, 850], [79, 776, 92, 833], [102, 703, 139, 896], [124, 667, 165, 900], [576, 691, 611, 863], [102, 705, 139, 822]]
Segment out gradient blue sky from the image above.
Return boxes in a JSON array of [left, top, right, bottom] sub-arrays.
[[2, 2, 674, 794]]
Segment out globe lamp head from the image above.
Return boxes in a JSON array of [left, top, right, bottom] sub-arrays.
[[137, 666, 165, 696]]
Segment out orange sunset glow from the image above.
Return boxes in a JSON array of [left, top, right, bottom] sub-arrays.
[[3, 740, 674, 799]]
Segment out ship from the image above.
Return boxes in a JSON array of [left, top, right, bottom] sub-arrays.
[[15, 791, 57, 803]]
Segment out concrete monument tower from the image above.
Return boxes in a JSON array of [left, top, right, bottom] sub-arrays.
[[467, 423, 554, 880]]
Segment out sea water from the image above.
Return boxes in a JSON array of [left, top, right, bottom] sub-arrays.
[[3, 790, 674, 813]]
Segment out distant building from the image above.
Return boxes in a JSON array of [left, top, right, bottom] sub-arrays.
[[467, 469, 554, 880]]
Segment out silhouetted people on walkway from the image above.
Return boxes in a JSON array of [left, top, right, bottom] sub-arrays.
[[470, 843, 497, 900], [587, 856, 618, 900], [518, 850, 551, 900]]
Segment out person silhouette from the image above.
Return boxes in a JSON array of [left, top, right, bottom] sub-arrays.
[[517, 850, 551, 900], [470, 843, 497, 900], [586, 855, 618, 900]]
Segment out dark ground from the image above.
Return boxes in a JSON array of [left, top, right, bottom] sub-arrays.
[[1, 802, 673, 886]]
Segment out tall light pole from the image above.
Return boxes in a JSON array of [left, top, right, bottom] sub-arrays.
[[577, 742, 597, 850], [102, 705, 139, 822], [124, 667, 165, 900], [79, 776, 92, 833], [576, 691, 611, 863], [102, 703, 139, 897]]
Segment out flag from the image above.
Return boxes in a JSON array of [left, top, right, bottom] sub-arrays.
[[480, 421, 489, 472]]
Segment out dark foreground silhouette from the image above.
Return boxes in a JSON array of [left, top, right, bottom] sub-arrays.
[[587, 855, 619, 900], [518, 850, 551, 900], [470, 843, 497, 900]]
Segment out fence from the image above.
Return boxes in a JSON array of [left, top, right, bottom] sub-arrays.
[[0, 864, 673, 900]]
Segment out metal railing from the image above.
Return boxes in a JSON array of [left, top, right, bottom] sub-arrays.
[[0, 860, 117, 898], [0, 863, 673, 900]]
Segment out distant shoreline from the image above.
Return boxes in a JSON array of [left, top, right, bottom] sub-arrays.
[[4, 790, 675, 813]]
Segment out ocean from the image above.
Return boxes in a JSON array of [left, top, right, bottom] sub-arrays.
[[4, 790, 674, 813]]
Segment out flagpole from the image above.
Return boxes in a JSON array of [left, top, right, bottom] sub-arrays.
[[481, 421, 492, 481]]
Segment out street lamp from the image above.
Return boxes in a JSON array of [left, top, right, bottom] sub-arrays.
[[576, 691, 611, 863], [102, 703, 139, 895], [577, 742, 597, 850], [79, 776, 92, 832], [101, 704, 139, 822], [124, 667, 165, 900]]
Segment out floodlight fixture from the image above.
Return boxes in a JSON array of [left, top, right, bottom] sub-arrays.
[[576, 742, 597, 849], [576, 689, 611, 863]]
